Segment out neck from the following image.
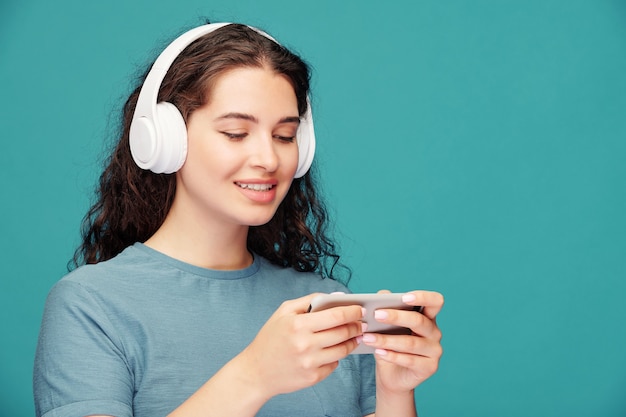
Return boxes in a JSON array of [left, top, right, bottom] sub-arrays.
[[145, 200, 252, 271]]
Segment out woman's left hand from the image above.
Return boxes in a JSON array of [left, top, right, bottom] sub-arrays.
[[361, 290, 444, 394]]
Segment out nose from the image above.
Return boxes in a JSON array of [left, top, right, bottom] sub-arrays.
[[249, 134, 279, 173]]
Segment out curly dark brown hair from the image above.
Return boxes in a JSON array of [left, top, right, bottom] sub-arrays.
[[71, 23, 349, 283]]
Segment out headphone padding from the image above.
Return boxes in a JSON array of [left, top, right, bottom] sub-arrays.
[[152, 102, 188, 174], [294, 103, 315, 178]]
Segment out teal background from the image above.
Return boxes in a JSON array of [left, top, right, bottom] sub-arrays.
[[1, 0, 625, 416]]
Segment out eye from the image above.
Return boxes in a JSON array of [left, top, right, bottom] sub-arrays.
[[220, 131, 247, 140], [273, 134, 296, 143]]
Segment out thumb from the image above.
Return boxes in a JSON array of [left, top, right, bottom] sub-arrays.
[[279, 292, 325, 314]]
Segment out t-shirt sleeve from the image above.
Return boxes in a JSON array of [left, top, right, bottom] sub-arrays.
[[33, 279, 134, 417]]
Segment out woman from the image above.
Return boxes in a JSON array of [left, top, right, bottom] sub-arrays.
[[34, 22, 444, 417]]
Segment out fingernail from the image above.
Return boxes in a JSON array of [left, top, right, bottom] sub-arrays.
[[356, 336, 363, 344], [362, 333, 376, 343], [361, 322, 368, 332], [331, 291, 346, 295], [361, 307, 367, 317], [375, 348, 388, 356], [402, 293, 416, 303], [374, 310, 388, 320]]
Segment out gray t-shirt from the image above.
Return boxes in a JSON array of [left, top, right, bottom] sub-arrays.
[[34, 243, 376, 417]]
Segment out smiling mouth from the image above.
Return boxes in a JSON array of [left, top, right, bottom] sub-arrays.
[[235, 182, 275, 191]]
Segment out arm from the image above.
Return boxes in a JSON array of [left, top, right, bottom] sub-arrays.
[[168, 293, 364, 416], [34, 281, 134, 417], [165, 358, 270, 417]]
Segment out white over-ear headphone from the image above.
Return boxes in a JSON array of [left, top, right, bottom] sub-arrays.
[[129, 23, 315, 178]]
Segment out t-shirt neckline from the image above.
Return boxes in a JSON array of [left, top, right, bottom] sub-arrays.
[[131, 242, 261, 280]]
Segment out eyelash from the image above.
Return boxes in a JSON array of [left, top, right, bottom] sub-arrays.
[[275, 135, 295, 143], [219, 132, 295, 143], [221, 132, 247, 140]]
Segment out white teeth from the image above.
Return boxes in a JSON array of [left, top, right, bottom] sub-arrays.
[[236, 182, 274, 191]]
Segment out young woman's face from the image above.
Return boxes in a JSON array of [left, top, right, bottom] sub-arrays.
[[176, 66, 300, 228]]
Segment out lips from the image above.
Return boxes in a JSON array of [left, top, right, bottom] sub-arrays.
[[235, 182, 275, 191], [235, 180, 278, 204]]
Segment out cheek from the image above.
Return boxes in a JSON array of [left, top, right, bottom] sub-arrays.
[[185, 136, 240, 175], [283, 146, 300, 177]]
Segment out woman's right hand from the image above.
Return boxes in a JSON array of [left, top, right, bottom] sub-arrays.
[[238, 293, 365, 399], [168, 293, 364, 417]]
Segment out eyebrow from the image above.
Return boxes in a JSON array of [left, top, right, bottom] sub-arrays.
[[215, 112, 301, 125]]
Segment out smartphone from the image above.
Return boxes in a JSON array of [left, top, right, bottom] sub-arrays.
[[308, 293, 423, 354]]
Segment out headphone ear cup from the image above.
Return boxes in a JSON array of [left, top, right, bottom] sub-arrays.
[[294, 104, 316, 178], [152, 102, 188, 174]]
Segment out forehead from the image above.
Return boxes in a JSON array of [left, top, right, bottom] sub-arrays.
[[204, 66, 298, 113]]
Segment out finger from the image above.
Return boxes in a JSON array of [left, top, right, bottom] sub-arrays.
[[373, 308, 441, 340], [280, 293, 326, 314], [400, 290, 444, 319], [307, 304, 365, 333], [373, 349, 441, 381], [312, 320, 365, 350], [317, 335, 361, 364], [362, 332, 443, 358], [292, 334, 360, 372]]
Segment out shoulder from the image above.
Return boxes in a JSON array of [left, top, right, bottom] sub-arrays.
[[44, 244, 157, 314], [53, 243, 175, 302], [63, 244, 154, 285]]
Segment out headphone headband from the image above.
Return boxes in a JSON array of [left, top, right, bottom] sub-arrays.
[[133, 23, 231, 127], [129, 23, 315, 177]]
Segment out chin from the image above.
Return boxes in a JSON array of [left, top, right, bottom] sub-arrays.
[[245, 211, 278, 227], [236, 202, 283, 227], [247, 217, 274, 227]]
